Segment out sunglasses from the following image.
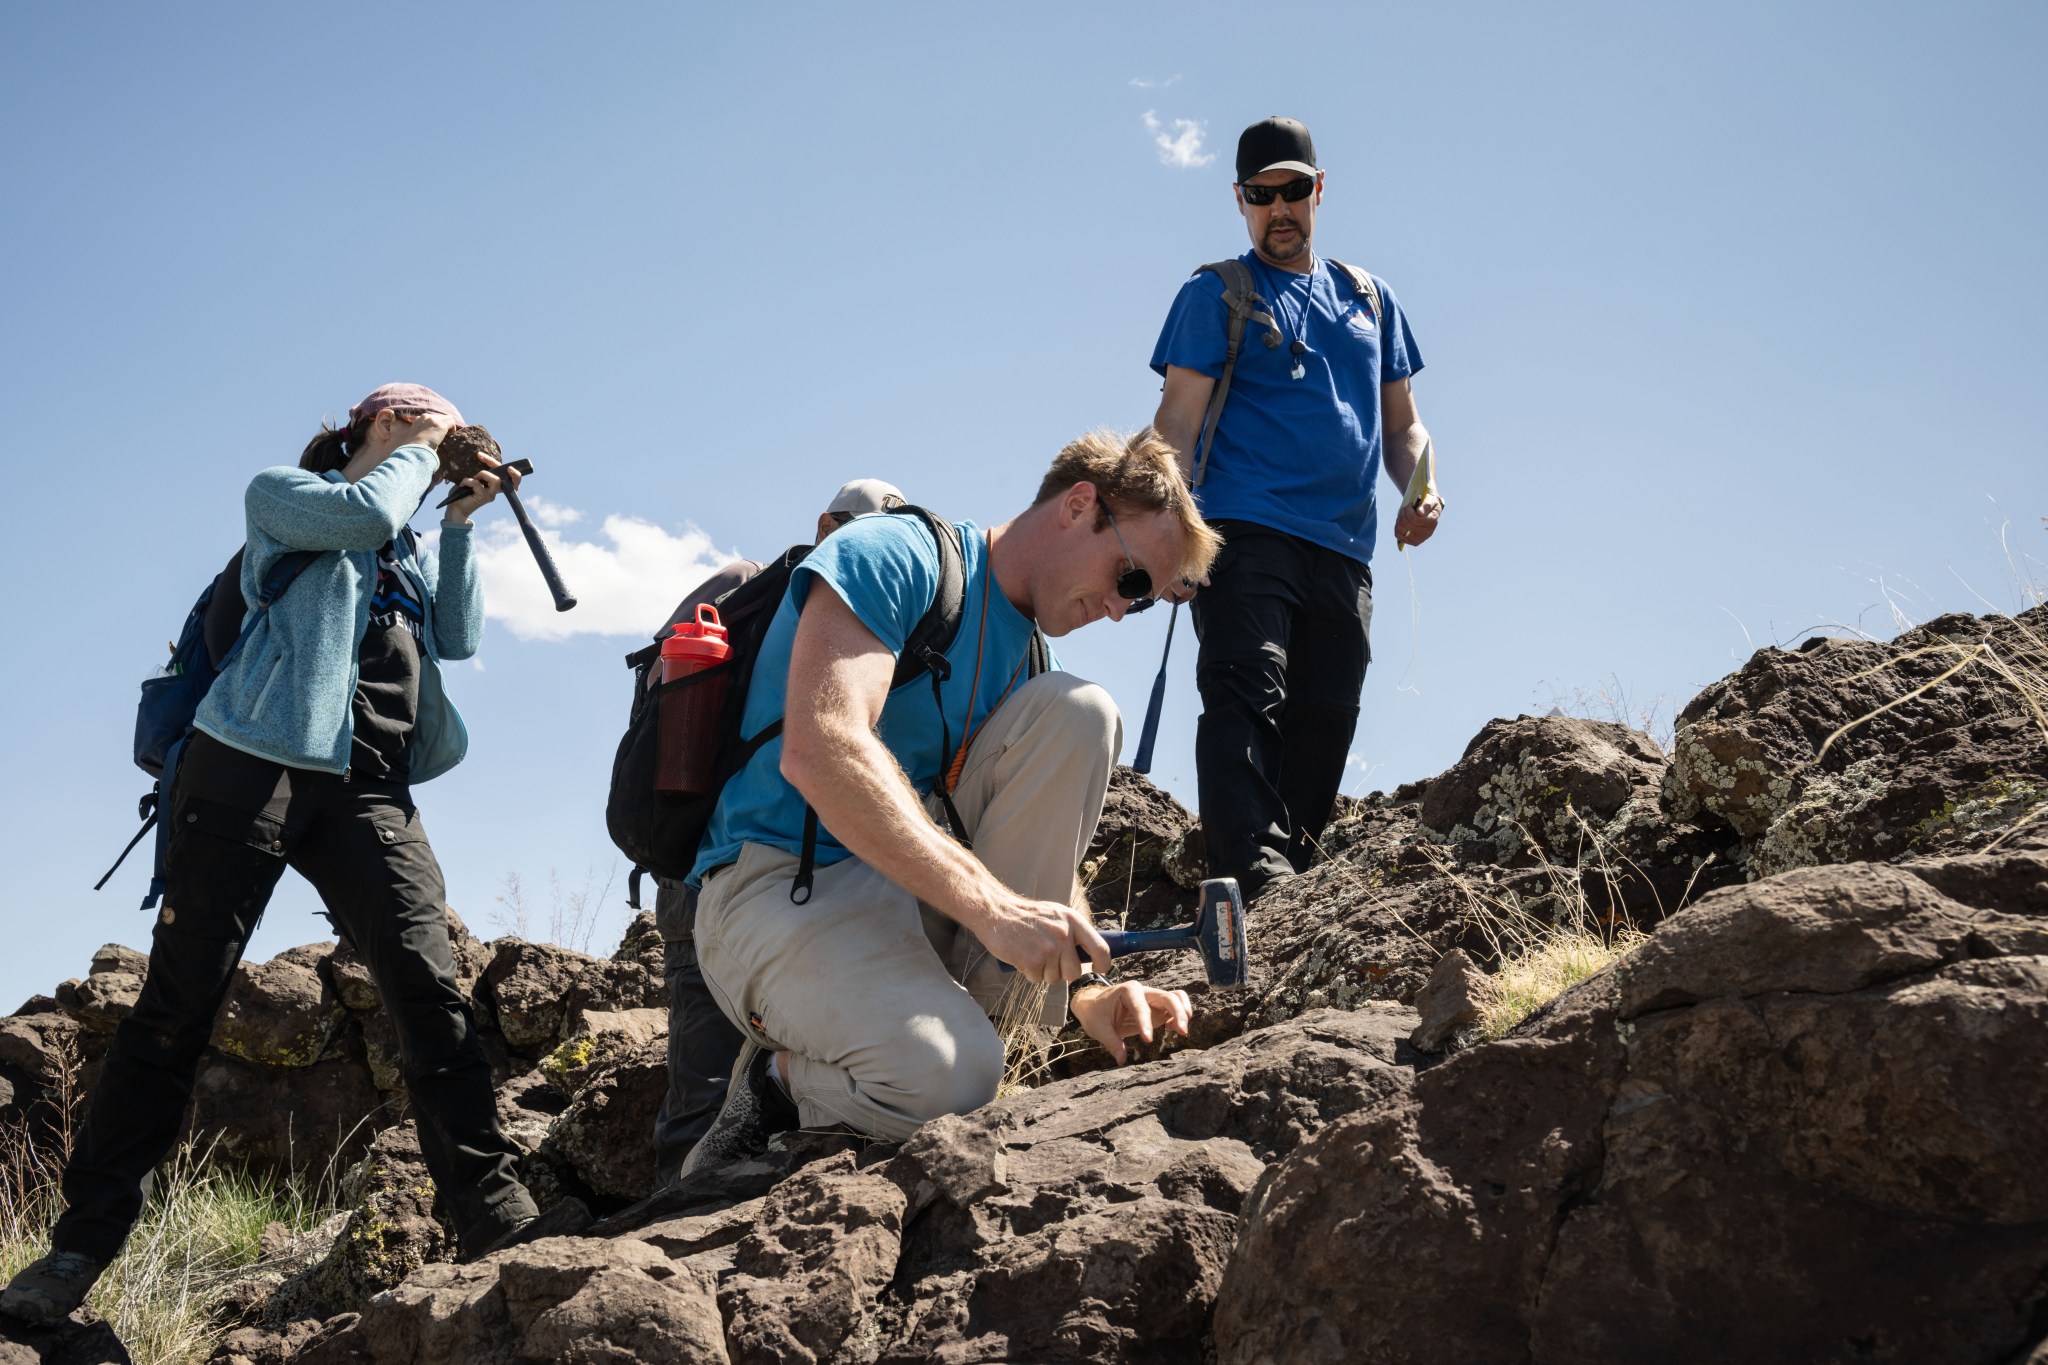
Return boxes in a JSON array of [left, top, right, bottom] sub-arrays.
[[1238, 176, 1316, 207], [1101, 504, 1158, 612]]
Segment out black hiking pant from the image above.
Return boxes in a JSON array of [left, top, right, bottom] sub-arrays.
[[1191, 520, 1373, 901], [53, 732, 536, 1262], [650, 880, 747, 1188]]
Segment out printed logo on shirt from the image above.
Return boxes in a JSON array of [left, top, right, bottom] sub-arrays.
[[369, 548, 425, 641], [1349, 307, 1376, 332]]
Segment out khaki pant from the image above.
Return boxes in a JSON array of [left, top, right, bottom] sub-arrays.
[[694, 671, 1121, 1140]]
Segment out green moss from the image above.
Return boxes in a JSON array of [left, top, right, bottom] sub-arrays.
[[544, 1034, 603, 1081]]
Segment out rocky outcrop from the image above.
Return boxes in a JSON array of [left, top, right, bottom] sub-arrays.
[[480, 937, 664, 1055], [1215, 831, 2048, 1365], [6, 602, 2042, 1365], [1082, 767, 1203, 931], [1666, 606, 2048, 873]]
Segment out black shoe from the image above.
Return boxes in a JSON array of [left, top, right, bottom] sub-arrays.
[[1, 1249, 107, 1326], [469, 1196, 593, 1261], [676, 1041, 799, 1179]]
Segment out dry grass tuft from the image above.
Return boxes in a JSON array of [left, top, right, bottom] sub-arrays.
[[0, 1036, 338, 1365], [1407, 813, 1655, 1040], [1477, 927, 1643, 1039]]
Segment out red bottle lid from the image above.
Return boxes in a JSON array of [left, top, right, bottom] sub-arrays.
[[661, 604, 731, 669]]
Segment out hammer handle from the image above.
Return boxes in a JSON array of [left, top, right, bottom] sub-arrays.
[[994, 925, 1193, 974], [504, 485, 578, 612], [1098, 927, 1196, 958]]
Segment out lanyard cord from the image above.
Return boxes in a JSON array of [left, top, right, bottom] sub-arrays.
[[943, 532, 1030, 795]]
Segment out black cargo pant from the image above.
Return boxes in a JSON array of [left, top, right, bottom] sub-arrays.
[[1191, 520, 1373, 901], [649, 879, 747, 1188], [53, 732, 536, 1262]]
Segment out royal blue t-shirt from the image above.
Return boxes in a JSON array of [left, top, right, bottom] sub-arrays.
[[1150, 252, 1422, 561], [689, 515, 1045, 885]]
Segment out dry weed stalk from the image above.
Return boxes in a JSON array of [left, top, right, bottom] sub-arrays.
[[1815, 615, 2048, 847]]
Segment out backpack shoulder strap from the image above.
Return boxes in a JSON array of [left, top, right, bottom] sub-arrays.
[[886, 506, 966, 691], [1189, 260, 1281, 488], [1325, 259, 1383, 332], [208, 544, 323, 671]]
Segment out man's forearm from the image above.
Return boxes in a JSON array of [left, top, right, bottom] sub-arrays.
[[781, 711, 1008, 931], [1155, 406, 1202, 485], [1383, 421, 1432, 496]]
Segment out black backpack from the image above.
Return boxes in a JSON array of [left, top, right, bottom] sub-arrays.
[[1188, 256, 1382, 487], [607, 505, 1026, 908], [97, 543, 327, 907]]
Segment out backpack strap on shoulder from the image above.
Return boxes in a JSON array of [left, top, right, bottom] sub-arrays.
[[1325, 259, 1383, 332], [887, 506, 967, 691], [1026, 629, 1050, 678], [1190, 260, 1279, 488]]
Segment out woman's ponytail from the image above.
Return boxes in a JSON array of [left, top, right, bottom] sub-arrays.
[[299, 416, 374, 473]]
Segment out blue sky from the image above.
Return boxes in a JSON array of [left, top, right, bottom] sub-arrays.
[[2, 2, 2042, 1011]]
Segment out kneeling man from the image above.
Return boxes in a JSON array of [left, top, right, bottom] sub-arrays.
[[683, 429, 1222, 1169]]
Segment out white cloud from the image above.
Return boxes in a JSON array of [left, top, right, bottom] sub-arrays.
[[1128, 74, 1182, 90], [472, 507, 742, 643], [523, 496, 585, 529], [1141, 111, 1215, 169]]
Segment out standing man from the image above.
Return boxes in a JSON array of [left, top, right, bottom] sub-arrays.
[[649, 476, 906, 1188], [1151, 116, 1444, 903], [681, 430, 1220, 1171]]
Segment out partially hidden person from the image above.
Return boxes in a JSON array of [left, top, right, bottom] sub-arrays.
[[649, 476, 908, 1188]]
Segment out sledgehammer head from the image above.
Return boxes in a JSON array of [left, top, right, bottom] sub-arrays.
[[1196, 877, 1251, 989]]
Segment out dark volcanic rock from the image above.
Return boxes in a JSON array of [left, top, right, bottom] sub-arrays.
[[1665, 606, 2048, 871], [1421, 714, 1666, 862], [1215, 847, 2048, 1365], [1127, 854, 1466, 1058], [0, 1314, 132, 1364], [289, 1237, 726, 1365], [591, 1006, 1421, 1365], [185, 1043, 388, 1178], [720, 1153, 907, 1365], [481, 939, 664, 1057], [1083, 767, 1200, 931], [52, 945, 148, 1032], [537, 1036, 667, 1201], [267, 1122, 453, 1325], [212, 945, 345, 1068], [1407, 947, 1493, 1053]]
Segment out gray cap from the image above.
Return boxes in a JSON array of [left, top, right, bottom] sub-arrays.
[[825, 478, 907, 517]]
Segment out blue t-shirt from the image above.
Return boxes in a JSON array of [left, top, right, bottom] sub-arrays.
[[1150, 252, 1422, 561], [690, 515, 1045, 885]]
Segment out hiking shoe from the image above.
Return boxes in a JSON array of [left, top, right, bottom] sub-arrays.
[[469, 1196, 594, 1261], [1, 1249, 106, 1326], [677, 1041, 799, 1179]]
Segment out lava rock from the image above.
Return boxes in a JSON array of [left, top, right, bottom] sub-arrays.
[[1215, 849, 2048, 1365]]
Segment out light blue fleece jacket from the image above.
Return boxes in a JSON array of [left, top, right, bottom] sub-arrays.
[[193, 443, 482, 783]]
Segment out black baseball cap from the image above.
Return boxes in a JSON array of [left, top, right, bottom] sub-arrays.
[[1236, 117, 1318, 183]]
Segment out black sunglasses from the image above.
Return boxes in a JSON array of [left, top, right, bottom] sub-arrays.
[[1102, 505, 1158, 612], [1238, 176, 1316, 207]]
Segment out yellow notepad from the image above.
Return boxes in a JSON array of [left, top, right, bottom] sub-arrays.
[[1398, 440, 1436, 551]]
